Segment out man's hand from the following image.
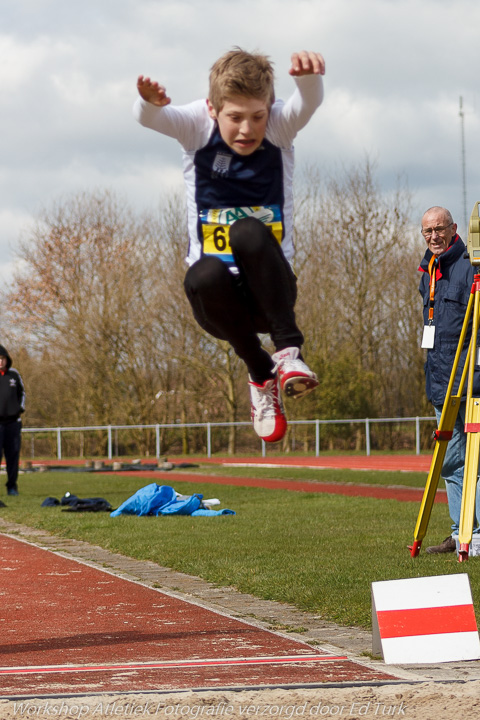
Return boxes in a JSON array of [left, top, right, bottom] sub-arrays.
[[137, 76, 172, 106], [289, 52, 325, 77]]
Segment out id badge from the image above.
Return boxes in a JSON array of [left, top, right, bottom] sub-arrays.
[[421, 325, 435, 349]]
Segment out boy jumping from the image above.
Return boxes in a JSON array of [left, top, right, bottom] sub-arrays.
[[134, 49, 325, 443]]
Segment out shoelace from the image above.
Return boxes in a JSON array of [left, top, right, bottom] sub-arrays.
[[252, 380, 279, 419]]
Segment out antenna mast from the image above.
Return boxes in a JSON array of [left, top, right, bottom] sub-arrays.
[[459, 96, 467, 233]]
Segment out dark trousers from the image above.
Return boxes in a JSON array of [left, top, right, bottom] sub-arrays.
[[184, 217, 303, 383], [0, 420, 22, 491]]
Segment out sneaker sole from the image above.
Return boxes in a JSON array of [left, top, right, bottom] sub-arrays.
[[282, 376, 319, 399]]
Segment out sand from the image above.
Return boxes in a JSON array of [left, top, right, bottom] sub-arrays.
[[1, 681, 480, 719]]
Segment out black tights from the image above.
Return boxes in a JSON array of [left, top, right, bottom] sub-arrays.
[[184, 217, 303, 383]]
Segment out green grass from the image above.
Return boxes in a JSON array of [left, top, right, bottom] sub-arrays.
[[1, 467, 475, 630]]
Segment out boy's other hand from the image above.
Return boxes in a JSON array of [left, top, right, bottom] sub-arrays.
[[137, 76, 172, 106], [289, 52, 325, 77]]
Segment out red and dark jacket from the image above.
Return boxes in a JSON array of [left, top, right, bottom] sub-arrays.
[[419, 235, 480, 406]]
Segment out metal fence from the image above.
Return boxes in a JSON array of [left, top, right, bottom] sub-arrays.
[[21, 416, 436, 460]]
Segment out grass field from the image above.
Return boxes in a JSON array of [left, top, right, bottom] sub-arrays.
[[1, 464, 477, 630]]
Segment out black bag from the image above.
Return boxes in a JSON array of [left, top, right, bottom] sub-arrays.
[[42, 493, 113, 512], [41, 497, 60, 507], [62, 497, 112, 512]]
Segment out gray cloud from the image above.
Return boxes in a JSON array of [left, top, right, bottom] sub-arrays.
[[1, 0, 479, 282]]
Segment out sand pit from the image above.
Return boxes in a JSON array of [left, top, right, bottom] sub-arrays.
[[1, 681, 480, 719]]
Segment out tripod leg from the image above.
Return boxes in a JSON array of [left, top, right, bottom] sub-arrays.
[[409, 289, 475, 557], [409, 397, 461, 557], [458, 419, 480, 562], [457, 278, 480, 561]]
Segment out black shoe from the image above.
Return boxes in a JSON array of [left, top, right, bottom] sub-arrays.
[[426, 536, 456, 554], [7, 488, 19, 496]]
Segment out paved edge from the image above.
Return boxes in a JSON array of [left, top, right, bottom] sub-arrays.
[[0, 517, 478, 686]]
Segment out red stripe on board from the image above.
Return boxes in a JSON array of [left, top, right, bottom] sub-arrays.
[[0, 654, 347, 676], [377, 604, 477, 639]]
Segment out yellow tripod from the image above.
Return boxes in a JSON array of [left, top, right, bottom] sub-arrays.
[[409, 202, 480, 562]]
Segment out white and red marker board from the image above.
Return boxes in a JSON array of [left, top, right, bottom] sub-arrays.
[[372, 574, 480, 664]]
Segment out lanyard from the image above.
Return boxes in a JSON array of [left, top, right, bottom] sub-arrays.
[[427, 255, 438, 325]]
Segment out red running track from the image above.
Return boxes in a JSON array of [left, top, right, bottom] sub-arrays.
[[96, 454, 444, 504], [37, 454, 441, 504], [34, 454, 431, 473], [0, 534, 396, 697]]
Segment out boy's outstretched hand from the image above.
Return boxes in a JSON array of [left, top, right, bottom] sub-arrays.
[[289, 52, 325, 77], [137, 76, 172, 106]]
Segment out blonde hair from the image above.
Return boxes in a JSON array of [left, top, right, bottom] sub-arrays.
[[208, 48, 275, 112]]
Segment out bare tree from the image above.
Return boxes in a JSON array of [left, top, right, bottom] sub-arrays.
[[293, 158, 425, 439], [4, 192, 157, 442]]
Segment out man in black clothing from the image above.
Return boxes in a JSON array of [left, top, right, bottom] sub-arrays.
[[0, 345, 25, 495]]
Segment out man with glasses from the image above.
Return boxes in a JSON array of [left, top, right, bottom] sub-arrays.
[[419, 206, 480, 552]]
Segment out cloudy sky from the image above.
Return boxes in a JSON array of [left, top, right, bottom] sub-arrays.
[[1, 0, 479, 282]]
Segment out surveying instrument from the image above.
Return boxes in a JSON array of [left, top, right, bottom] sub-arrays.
[[409, 201, 480, 562]]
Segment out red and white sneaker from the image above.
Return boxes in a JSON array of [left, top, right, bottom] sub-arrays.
[[248, 376, 287, 443], [272, 347, 318, 399]]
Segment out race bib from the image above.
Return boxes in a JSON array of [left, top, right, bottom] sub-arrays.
[[199, 206, 283, 264]]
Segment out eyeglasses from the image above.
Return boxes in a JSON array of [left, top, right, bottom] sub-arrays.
[[421, 223, 453, 239]]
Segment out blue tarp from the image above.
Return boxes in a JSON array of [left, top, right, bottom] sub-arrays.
[[110, 483, 235, 517]]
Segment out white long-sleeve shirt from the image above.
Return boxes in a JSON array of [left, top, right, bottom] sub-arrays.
[[134, 74, 323, 270]]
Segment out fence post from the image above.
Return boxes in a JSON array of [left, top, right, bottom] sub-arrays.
[[262, 439, 266, 457], [207, 422, 211, 458], [315, 419, 320, 457], [415, 416, 420, 455], [57, 428, 62, 460], [156, 424, 160, 459], [365, 418, 371, 456], [107, 426, 112, 460]]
